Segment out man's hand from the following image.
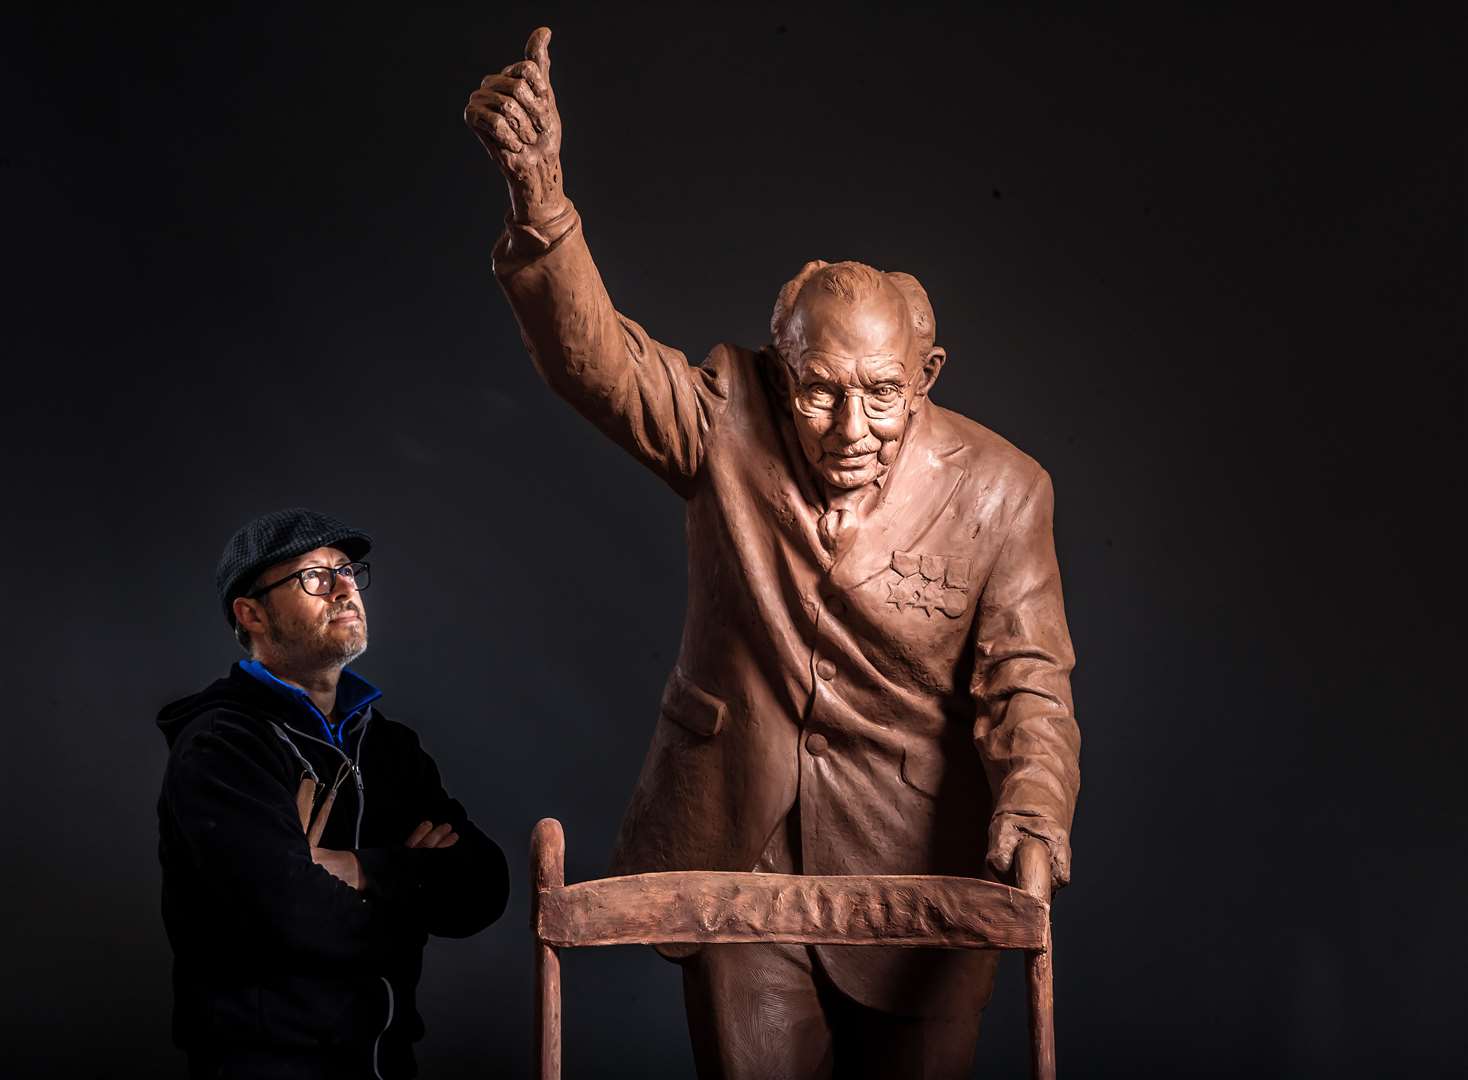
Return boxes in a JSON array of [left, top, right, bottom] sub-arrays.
[[986, 812, 1071, 889], [406, 820, 460, 850], [465, 26, 566, 224], [310, 847, 364, 891]]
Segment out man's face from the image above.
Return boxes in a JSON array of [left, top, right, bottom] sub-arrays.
[[785, 286, 934, 491], [245, 545, 368, 668]]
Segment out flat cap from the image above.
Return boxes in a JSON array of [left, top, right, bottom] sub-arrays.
[[216, 508, 372, 626]]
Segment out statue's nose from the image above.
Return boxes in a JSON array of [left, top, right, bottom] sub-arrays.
[[834, 393, 869, 442]]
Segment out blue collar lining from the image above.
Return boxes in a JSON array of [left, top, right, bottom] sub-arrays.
[[239, 660, 382, 749]]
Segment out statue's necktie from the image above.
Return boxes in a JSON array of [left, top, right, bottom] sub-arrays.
[[817, 506, 857, 555]]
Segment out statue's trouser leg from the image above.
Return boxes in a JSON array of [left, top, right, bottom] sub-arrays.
[[680, 941, 985, 1080], [680, 941, 834, 1080], [815, 958, 984, 1080]]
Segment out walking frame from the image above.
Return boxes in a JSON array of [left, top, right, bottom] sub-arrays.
[[530, 818, 1058, 1079]]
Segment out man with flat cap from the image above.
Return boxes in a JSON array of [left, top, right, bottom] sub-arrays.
[[466, 28, 1081, 1080], [156, 508, 509, 1079]]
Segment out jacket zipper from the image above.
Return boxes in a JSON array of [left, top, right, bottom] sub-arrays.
[[352, 710, 373, 847], [281, 712, 368, 819], [373, 975, 395, 1080], [268, 722, 321, 784], [280, 711, 395, 1073]]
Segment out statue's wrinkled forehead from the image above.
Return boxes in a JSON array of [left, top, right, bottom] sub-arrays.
[[788, 285, 918, 376]]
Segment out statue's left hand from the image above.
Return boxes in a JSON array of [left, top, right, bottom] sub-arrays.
[[464, 26, 566, 223], [987, 812, 1071, 889]]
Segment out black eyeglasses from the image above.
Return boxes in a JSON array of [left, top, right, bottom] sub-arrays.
[[250, 561, 371, 600]]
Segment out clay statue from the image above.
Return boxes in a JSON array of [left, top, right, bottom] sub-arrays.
[[467, 28, 1081, 1079]]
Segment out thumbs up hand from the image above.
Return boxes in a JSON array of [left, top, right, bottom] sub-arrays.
[[465, 27, 566, 223]]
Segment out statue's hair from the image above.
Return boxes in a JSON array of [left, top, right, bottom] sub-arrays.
[[770, 260, 936, 368]]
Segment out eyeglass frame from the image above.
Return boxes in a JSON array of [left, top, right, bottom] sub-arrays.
[[249, 561, 372, 600], [790, 376, 914, 420]]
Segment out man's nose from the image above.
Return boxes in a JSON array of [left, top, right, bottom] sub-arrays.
[[834, 392, 870, 443], [329, 571, 358, 601]]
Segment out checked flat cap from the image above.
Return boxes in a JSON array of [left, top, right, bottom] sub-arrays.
[[216, 508, 372, 626]]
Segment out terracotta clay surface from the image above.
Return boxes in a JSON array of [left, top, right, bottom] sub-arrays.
[[537, 869, 1049, 951], [530, 820, 1057, 1079], [469, 27, 1080, 1078]]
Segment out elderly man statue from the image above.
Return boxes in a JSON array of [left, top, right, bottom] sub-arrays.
[[467, 29, 1081, 1080]]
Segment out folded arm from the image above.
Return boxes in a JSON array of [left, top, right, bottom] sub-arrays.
[[163, 718, 402, 967], [354, 734, 510, 939]]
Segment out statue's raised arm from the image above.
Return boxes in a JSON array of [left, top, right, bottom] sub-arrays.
[[465, 28, 727, 496]]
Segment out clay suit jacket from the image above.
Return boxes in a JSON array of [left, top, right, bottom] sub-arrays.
[[494, 204, 1081, 1016]]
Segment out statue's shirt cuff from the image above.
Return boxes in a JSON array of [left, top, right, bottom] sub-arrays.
[[498, 201, 579, 266]]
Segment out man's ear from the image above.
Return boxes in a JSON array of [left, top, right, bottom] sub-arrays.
[[233, 596, 269, 638], [913, 346, 947, 401]]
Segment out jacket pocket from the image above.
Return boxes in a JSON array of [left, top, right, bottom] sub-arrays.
[[899, 745, 946, 799], [659, 668, 727, 737]]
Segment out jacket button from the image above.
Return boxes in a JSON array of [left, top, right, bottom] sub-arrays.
[[806, 732, 829, 756], [815, 659, 837, 681]]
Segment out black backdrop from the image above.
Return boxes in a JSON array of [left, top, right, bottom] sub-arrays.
[[4, 3, 1463, 1077]]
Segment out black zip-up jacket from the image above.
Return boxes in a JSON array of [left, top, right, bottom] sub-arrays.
[[156, 664, 510, 1078]]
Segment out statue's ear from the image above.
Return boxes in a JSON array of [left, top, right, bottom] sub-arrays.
[[914, 346, 946, 400]]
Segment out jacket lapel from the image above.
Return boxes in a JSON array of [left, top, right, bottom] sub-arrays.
[[828, 406, 968, 590]]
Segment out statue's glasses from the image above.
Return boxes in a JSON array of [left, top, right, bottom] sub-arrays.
[[250, 561, 372, 600], [792, 380, 910, 420]]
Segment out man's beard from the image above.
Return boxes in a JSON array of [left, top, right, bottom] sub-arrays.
[[264, 601, 368, 668]]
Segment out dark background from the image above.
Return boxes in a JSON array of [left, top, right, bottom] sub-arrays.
[[4, 3, 1463, 1076]]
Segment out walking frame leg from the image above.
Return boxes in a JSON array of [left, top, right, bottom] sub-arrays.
[[1016, 840, 1056, 1080], [1026, 942, 1056, 1080], [532, 819, 565, 1080]]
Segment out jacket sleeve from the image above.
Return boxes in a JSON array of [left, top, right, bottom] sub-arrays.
[[161, 714, 403, 967], [353, 732, 510, 939], [970, 468, 1083, 876], [492, 202, 729, 497]]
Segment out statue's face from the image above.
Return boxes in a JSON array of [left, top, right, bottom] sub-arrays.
[[786, 287, 929, 491]]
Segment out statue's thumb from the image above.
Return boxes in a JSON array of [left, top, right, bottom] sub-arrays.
[[525, 26, 552, 77]]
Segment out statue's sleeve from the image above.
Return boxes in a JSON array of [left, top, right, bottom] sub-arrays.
[[970, 468, 1082, 861], [492, 202, 729, 497]]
